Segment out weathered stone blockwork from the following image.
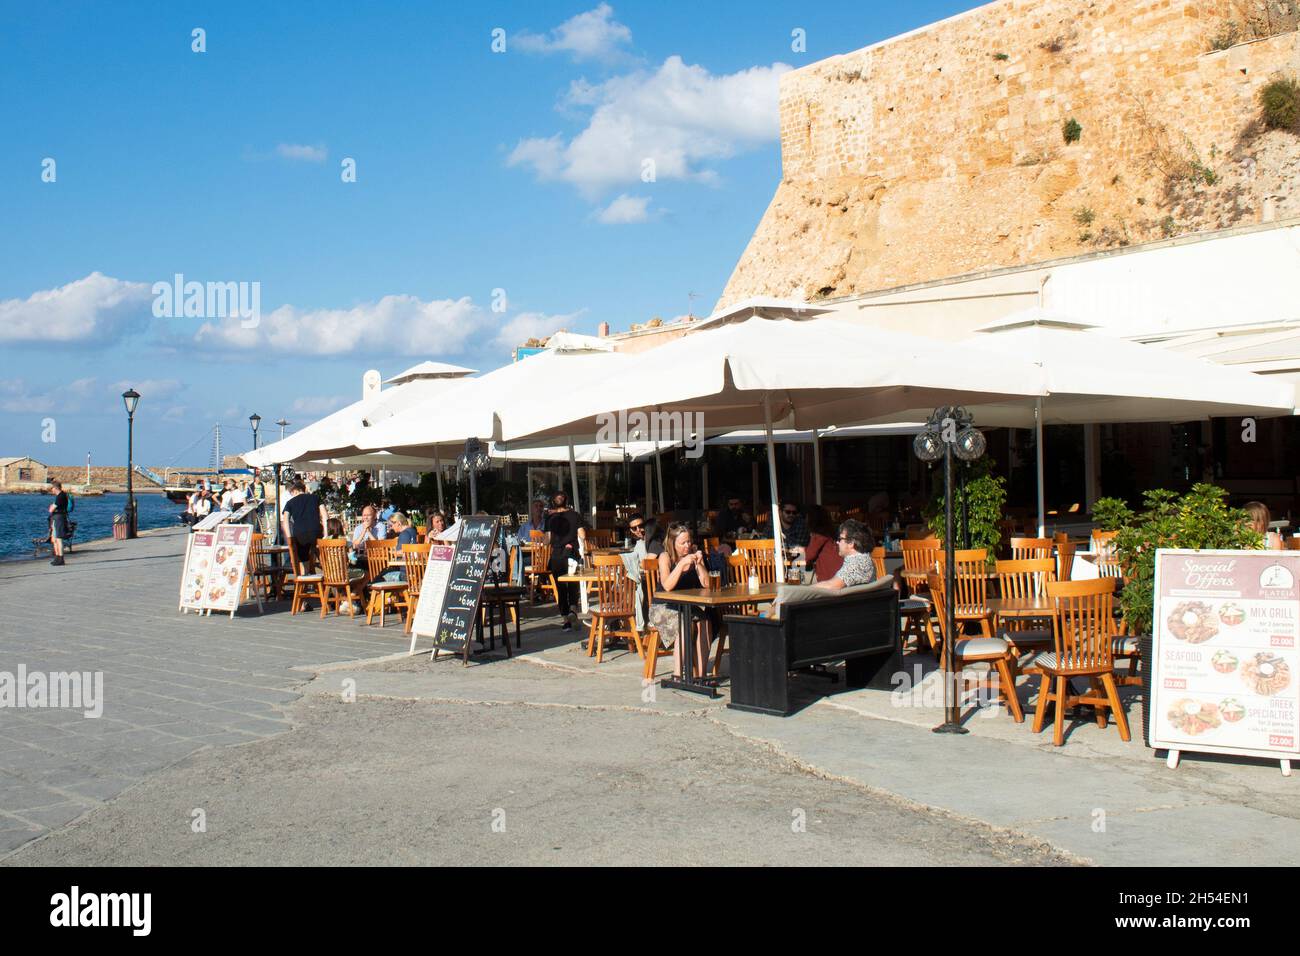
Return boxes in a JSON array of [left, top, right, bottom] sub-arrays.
[[720, 0, 1300, 307]]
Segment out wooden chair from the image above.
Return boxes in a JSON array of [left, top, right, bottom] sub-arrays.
[[402, 543, 432, 635], [994, 558, 1057, 665], [734, 541, 778, 584], [317, 539, 365, 618], [285, 538, 323, 615], [1055, 538, 1076, 582], [526, 541, 559, 604], [246, 533, 283, 607], [928, 572, 1023, 723], [899, 538, 942, 654], [1010, 536, 1053, 560], [935, 548, 994, 639], [1032, 578, 1130, 746], [642, 557, 673, 680], [364, 539, 406, 627], [870, 545, 887, 580], [586, 528, 615, 550], [587, 555, 641, 663]]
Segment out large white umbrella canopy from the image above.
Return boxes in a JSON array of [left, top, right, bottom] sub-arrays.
[[245, 363, 476, 467], [499, 316, 1047, 444], [864, 308, 1299, 533], [495, 314, 1049, 576]]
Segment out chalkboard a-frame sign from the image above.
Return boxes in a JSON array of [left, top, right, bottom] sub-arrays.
[[433, 516, 501, 665]]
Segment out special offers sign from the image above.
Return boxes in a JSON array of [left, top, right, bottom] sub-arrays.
[[1150, 549, 1299, 761]]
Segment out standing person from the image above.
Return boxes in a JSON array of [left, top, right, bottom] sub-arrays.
[[47, 480, 70, 566], [546, 491, 582, 631], [280, 479, 327, 571], [813, 519, 877, 591]]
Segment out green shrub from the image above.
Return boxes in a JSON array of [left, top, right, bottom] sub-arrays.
[[993, 51, 1010, 61], [1259, 77, 1300, 131], [925, 460, 1007, 561], [1109, 484, 1261, 635], [1091, 496, 1134, 531], [1073, 206, 1096, 226], [1062, 118, 1082, 144], [1209, 20, 1241, 52]]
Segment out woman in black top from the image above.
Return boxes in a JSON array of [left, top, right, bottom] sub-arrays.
[[48, 480, 69, 566], [653, 523, 713, 678], [546, 491, 583, 630]]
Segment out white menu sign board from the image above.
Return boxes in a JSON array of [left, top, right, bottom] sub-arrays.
[[180, 530, 218, 611], [1151, 549, 1300, 772], [408, 544, 455, 654], [200, 524, 254, 615]]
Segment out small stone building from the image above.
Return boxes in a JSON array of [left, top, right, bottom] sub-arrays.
[[0, 457, 50, 488]]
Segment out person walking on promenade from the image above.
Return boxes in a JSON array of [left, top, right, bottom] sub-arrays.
[[48, 480, 70, 566]]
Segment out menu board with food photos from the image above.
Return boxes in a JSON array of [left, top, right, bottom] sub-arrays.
[[180, 530, 217, 611], [1151, 549, 1300, 772], [434, 517, 500, 663], [201, 524, 254, 615]]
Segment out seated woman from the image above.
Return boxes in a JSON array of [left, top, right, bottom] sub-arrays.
[[1245, 501, 1285, 550], [425, 510, 451, 542], [813, 519, 877, 591], [375, 512, 420, 583], [788, 505, 842, 583], [652, 523, 714, 678], [513, 499, 546, 585]]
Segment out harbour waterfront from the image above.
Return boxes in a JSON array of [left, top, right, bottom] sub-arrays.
[[0, 493, 183, 562]]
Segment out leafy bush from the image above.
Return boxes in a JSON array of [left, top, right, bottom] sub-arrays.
[[1062, 118, 1082, 144], [1109, 484, 1261, 635], [1091, 496, 1134, 531], [1259, 77, 1300, 131], [1073, 206, 1096, 226], [1209, 20, 1242, 51], [925, 461, 1008, 561]]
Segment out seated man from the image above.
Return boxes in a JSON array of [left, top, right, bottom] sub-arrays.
[[779, 502, 810, 550], [814, 518, 876, 591]]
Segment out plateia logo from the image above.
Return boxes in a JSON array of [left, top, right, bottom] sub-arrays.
[[50, 886, 151, 936], [0, 666, 103, 718], [595, 409, 705, 458], [152, 272, 261, 328]]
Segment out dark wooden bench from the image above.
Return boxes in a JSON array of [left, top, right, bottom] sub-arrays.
[[724, 579, 902, 716]]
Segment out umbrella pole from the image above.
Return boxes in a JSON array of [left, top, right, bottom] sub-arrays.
[[763, 397, 785, 582], [434, 448, 445, 513], [702, 461, 710, 521], [812, 428, 823, 505], [567, 436, 581, 514], [654, 440, 665, 517], [526, 465, 533, 506], [273, 464, 282, 545], [1035, 398, 1046, 537]]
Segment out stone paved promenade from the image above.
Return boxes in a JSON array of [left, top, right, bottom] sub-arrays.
[[0, 528, 403, 854], [1, 526, 1297, 865]]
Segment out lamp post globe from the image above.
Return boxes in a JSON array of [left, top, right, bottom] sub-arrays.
[[249, 413, 262, 450]]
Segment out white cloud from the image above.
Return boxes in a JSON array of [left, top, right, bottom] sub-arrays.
[[108, 379, 183, 402], [595, 193, 654, 224], [0, 273, 152, 345], [292, 395, 351, 415], [275, 143, 328, 162], [508, 56, 791, 198], [0, 377, 98, 413], [489, 309, 588, 349], [194, 294, 486, 356], [515, 4, 632, 62]]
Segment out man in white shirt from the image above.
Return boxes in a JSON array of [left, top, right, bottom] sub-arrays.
[[350, 506, 388, 548]]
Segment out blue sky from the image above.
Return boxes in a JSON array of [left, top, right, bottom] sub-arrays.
[[0, 0, 973, 466]]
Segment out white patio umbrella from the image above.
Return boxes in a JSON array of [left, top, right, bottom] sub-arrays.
[[496, 314, 1050, 577], [865, 309, 1299, 534], [358, 345, 632, 514], [244, 362, 476, 468]]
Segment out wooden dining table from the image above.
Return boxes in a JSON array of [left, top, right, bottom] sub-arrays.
[[656, 583, 780, 698]]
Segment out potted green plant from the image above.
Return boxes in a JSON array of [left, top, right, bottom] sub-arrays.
[[1104, 484, 1261, 745], [925, 459, 1007, 561]]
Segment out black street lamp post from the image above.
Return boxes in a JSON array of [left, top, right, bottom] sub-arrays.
[[913, 406, 987, 734], [249, 413, 261, 450], [122, 388, 140, 538]]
